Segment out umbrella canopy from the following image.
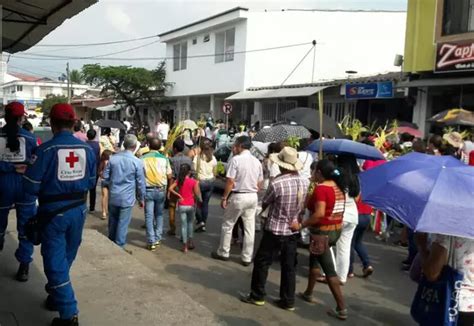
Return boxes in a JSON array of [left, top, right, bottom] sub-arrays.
[[360, 152, 474, 239], [95, 119, 126, 130], [282, 107, 344, 138], [428, 108, 474, 126], [253, 124, 311, 143], [179, 120, 198, 130], [307, 139, 385, 160], [2, 0, 98, 53], [391, 126, 423, 138]]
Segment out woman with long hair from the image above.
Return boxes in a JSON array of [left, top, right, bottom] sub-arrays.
[[168, 163, 202, 252], [291, 159, 348, 320], [0, 102, 38, 281], [193, 139, 217, 232], [335, 154, 360, 284]]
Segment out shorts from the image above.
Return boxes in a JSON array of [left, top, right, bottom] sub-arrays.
[[309, 229, 341, 278]]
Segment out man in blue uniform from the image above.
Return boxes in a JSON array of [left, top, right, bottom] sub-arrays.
[[0, 101, 38, 282], [24, 103, 96, 326]]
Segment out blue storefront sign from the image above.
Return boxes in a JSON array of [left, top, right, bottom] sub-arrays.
[[345, 81, 394, 99]]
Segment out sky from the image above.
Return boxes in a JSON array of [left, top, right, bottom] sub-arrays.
[[7, 0, 407, 80]]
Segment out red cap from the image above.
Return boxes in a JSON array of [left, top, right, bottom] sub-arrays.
[[5, 102, 26, 117], [50, 103, 76, 121]]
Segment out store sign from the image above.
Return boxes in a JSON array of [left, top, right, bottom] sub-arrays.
[[345, 81, 393, 99], [436, 41, 474, 72]]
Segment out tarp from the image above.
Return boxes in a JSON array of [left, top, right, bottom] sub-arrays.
[[2, 0, 98, 53], [226, 86, 328, 100]]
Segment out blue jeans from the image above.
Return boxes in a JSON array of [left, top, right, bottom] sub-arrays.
[[41, 205, 86, 319], [144, 188, 165, 244], [196, 180, 214, 224], [349, 214, 371, 273], [108, 205, 133, 247], [178, 205, 195, 243]]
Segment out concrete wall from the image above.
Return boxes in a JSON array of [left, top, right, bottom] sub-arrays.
[[164, 20, 247, 97], [243, 10, 407, 88]]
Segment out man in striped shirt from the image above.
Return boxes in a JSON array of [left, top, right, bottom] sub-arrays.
[[241, 147, 309, 311]]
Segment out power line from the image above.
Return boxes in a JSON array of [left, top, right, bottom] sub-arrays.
[[11, 41, 313, 62], [281, 41, 316, 86], [33, 34, 159, 47], [20, 40, 161, 60]]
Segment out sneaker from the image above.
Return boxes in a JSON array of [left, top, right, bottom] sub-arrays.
[[195, 222, 205, 233], [240, 293, 265, 306], [147, 243, 157, 251], [362, 266, 374, 278], [51, 315, 79, 326], [273, 299, 295, 312], [211, 251, 229, 261], [16, 263, 29, 282], [154, 241, 161, 247], [201, 226, 206, 232], [327, 308, 348, 321]]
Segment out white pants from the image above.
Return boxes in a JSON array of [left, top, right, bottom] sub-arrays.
[[217, 193, 258, 263], [335, 221, 357, 283]]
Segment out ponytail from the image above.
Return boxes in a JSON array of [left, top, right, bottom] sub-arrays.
[[5, 113, 20, 152], [316, 159, 347, 193]]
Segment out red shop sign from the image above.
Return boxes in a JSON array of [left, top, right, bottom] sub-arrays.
[[436, 41, 474, 73]]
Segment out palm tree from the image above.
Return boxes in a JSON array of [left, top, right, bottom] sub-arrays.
[[69, 69, 83, 84]]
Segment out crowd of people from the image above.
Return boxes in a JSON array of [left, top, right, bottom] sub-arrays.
[[1, 101, 474, 325]]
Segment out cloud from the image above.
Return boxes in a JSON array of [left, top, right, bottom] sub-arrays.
[[105, 4, 134, 35]]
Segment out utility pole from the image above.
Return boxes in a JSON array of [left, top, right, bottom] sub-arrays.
[[66, 62, 71, 103]]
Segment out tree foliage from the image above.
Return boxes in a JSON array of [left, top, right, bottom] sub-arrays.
[[81, 62, 170, 112], [69, 69, 83, 84], [41, 94, 68, 116]]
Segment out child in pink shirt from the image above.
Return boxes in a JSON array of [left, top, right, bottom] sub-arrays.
[[169, 163, 202, 252]]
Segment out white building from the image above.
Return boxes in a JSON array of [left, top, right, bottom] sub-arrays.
[[1, 68, 89, 110], [160, 7, 407, 124]]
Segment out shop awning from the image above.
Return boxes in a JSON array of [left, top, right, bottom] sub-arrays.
[[2, 0, 98, 53], [397, 77, 474, 88], [226, 86, 328, 100]]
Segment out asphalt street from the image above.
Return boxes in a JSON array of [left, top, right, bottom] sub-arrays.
[[85, 193, 417, 326]]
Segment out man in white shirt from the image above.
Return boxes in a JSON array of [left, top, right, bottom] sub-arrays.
[[212, 136, 263, 266], [157, 118, 170, 145]]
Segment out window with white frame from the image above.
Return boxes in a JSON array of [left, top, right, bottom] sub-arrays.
[[215, 28, 235, 63], [173, 42, 188, 71]]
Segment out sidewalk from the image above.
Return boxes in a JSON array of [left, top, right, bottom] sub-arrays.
[[0, 224, 220, 326]]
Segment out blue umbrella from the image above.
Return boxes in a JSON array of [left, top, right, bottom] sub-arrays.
[[307, 139, 385, 160], [360, 152, 474, 239]]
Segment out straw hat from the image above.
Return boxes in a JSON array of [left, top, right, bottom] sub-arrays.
[[443, 132, 463, 148], [270, 147, 303, 171]]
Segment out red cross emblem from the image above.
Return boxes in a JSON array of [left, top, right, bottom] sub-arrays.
[[65, 151, 79, 168]]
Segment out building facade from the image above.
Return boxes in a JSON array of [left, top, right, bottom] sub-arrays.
[[402, 0, 474, 135], [160, 7, 407, 124]]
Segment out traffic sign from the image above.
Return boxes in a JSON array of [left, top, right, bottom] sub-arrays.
[[222, 102, 233, 115]]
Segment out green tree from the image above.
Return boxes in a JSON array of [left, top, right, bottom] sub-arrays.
[[69, 69, 83, 84], [41, 94, 68, 116], [81, 62, 170, 124]]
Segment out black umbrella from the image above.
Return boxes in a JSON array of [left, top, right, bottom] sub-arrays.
[[253, 124, 311, 143], [282, 107, 344, 138], [95, 119, 126, 130]]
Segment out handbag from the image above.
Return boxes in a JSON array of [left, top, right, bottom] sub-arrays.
[[410, 238, 464, 326], [309, 234, 329, 255], [25, 200, 86, 246]]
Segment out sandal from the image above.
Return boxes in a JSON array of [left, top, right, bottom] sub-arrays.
[[298, 292, 318, 304], [327, 308, 348, 321]]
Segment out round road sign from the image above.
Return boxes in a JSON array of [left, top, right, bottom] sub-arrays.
[[222, 102, 233, 115]]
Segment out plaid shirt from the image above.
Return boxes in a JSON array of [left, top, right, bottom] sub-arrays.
[[262, 172, 309, 236]]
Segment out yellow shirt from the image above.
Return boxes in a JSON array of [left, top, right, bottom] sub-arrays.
[[141, 150, 172, 187]]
